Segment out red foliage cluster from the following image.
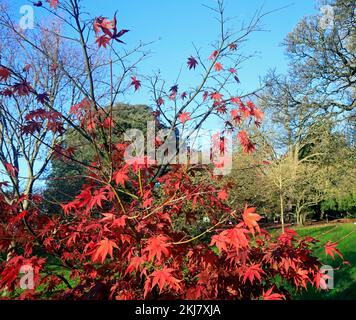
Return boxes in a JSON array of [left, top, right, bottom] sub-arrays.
[[0, 8, 344, 301], [0, 128, 340, 299], [94, 14, 129, 48]]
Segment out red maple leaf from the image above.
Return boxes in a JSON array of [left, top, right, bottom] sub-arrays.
[[325, 241, 343, 259], [210, 233, 229, 253], [46, 0, 59, 9], [243, 264, 265, 284], [217, 189, 228, 201], [113, 169, 128, 186], [112, 215, 127, 228], [178, 112, 191, 124], [242, 205, 261, 234], [143, 235, 171, 262], [180, 92, 187, 100], [0, 67, 11, 81], [169, 84, 178, 100], [36, 92, 50, 104], [23, 64, 31, 72], [96, 35, 111, 48], [314, 271, 331, 290], [12, 82, 32, 96], [226, 227, 249, 248], [111, 13, 129, 43], [229, 43, 237, 50], [4, 161, 18, 177], [91, 238, 118, 263], [202, 91, 209, 101], [208, 50, 219, 60], [237, 131, 256, 154], [10, 210, 28, 225], [150, 267, 181, 293], [253, 108, 264, 122], [210, 92, 223, 102], [230, 96, 242, 105], [262, 288, 285, 300], [214, 62, 223, 71], [125, 256, 145, 276], [130, 76, 141, 91], [156, 97, 164, 106], [187, 56, 198, 70], [89, 190, 107, 208]]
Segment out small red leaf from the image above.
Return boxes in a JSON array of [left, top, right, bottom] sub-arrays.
[[91, 238, 118, 264]]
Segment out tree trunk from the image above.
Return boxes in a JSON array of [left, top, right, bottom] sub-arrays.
[[280, 193, 285, 233]]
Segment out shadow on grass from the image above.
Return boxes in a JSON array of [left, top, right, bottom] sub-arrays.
[[296, 250, 355, 300]]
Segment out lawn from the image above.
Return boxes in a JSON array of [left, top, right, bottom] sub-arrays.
[[292, 223, 356, 300]]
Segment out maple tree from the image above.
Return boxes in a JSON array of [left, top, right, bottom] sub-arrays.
[[0, 0, 345, 301]]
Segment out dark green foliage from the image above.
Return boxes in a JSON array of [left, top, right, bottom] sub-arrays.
[[42, 104, 154, 213]]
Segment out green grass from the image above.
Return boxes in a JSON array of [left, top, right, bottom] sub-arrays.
[[293, 223, 356, 300]]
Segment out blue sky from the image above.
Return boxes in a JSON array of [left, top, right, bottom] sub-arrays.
[[5, 0, 320, 189], [83, 0, 318, 103], [15, 0, 319, 104]]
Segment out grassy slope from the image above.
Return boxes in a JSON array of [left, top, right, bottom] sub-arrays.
[[293, 223, 356, 300]]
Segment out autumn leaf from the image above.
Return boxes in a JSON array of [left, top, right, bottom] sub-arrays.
[[12, 82, 32, 96], [36, 92, 50, 104], [242, 205, 261, 234], [187, 56, 198, 70], [178, 112, 191, 124], [230, 96, 242, 105], [217, 189, 228, 201], [325, 241, 343, 259], [143, 235, 171, 262], [150, 267, 181, 293], [111, 12, 129, 43], [252, 108, 264, 122], [208, 50, 219, 60], [96, 35, 111, 48], [229, 43, 237, 50], [130, 76, 141, 91], [169, 84, 178, 100], [237, 131, 256, 154], [46, 0, 59, 9], [91, 238, 118, 263], [4, 161, 18, 177], [226, 227, 249, 248], [262, 288, 285, 300], [112, 215, 127, 228], [180, 92, 187, 100], [125, 256, 145, 276], [210, 92, 223, 102], [113, 169, 128, 186], [214, 62, 223, 71], [89, 190, 107, 209], [156, 97, 164, 106], [93, 16, 113, 35], [210, 233, 229, 253], [243, 264, 265, 284], [10, 210, 28, 224], [202, 91, 209, 101], [23, 64, 31, 72], [314, 271, 331, 290]]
